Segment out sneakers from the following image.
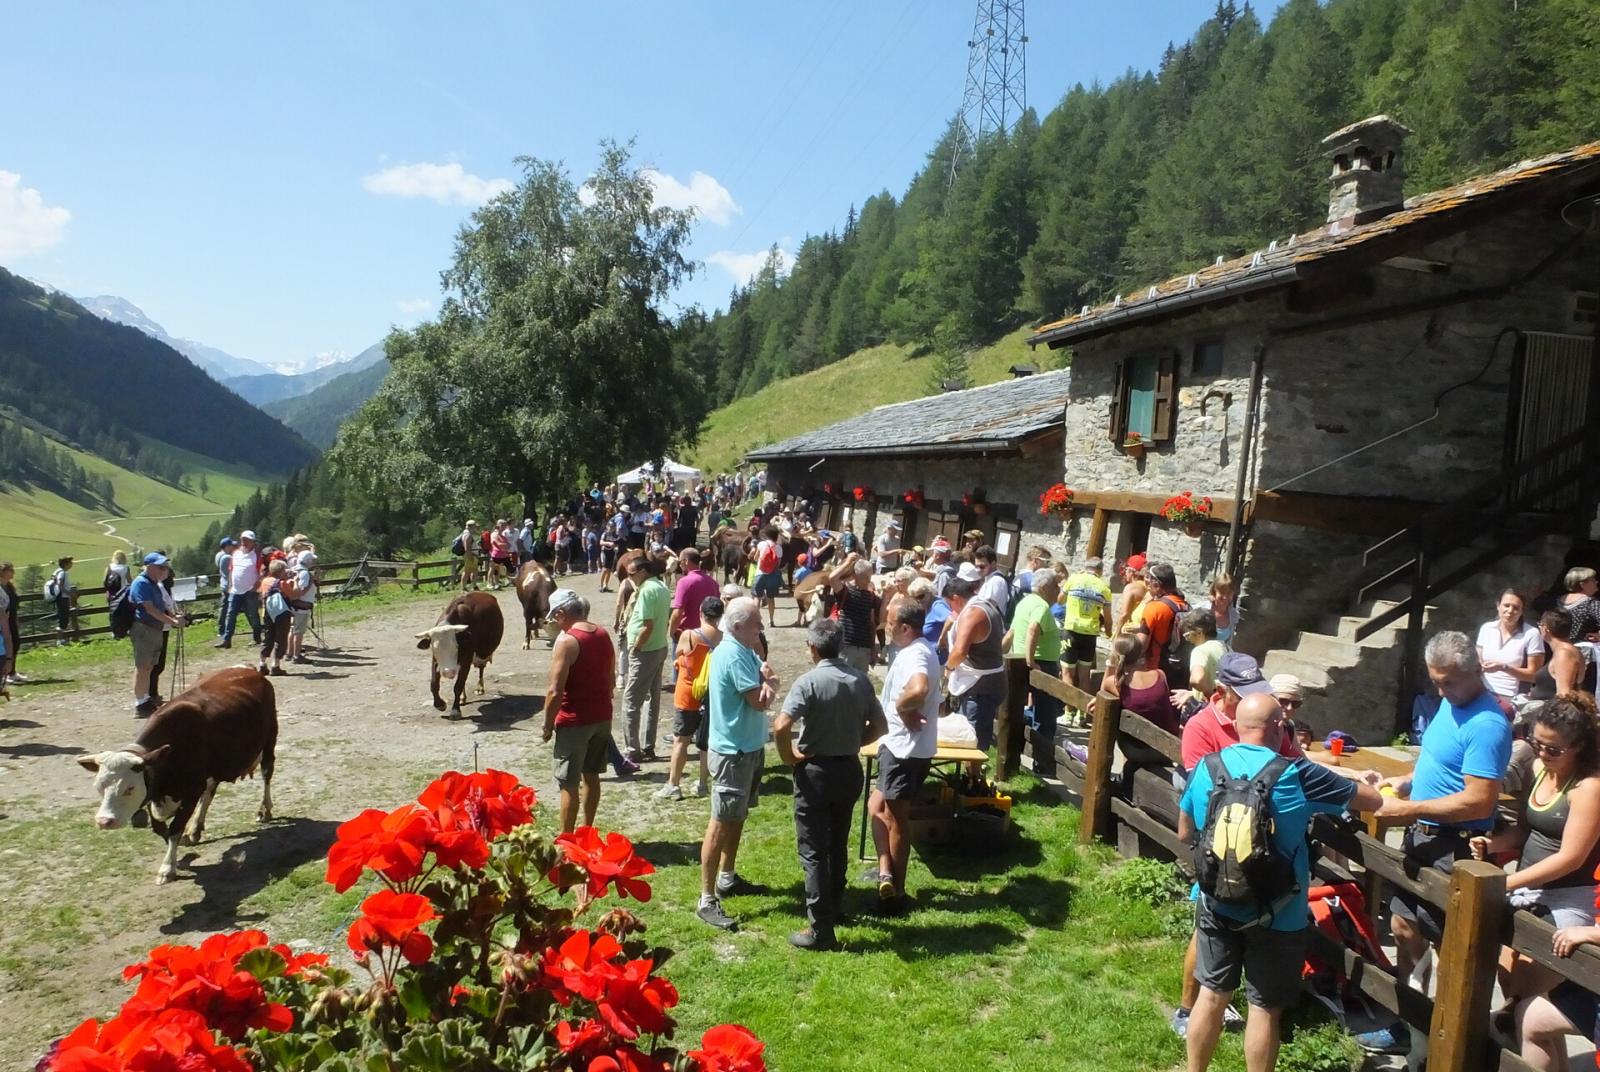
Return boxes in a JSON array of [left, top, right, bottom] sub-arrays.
[[213, 640, 232, 649], [6, 673, 28, 684], [715, 874, 761, 897], [696, 899, 737, 931], [1170, 1007, 1190, 1039], [789, 928, 835, 951], [1064, 742, 1089, 764], [654, 784, 684, 801], [1222, 1004, 1244, 1029], [614, 757, 641, 777], [1355, 1023, 1410, 1055], [691, 781, 708, 798], [642, 748, 660, 762], [877, 875, 897, 901], [134, 699, 158, 717]]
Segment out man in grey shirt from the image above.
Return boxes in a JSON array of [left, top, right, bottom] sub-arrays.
[[774, 617, 887, 951]]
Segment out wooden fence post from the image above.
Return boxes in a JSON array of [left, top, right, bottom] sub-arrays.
[[1078, 689, 1121, 845], [1427, 860, 1506, 1072], [997, 656, 1031, 780]]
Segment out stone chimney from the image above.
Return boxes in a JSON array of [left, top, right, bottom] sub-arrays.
[[1321, 115, 1412, 232]]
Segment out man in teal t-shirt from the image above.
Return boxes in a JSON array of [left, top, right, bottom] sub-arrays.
[[620, 559, 671, 761], [1177, 693, 1379, 1071], [696, 597, 777, 932]]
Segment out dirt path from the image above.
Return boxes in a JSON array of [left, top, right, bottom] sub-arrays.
[[0, 572, 822, 1068]]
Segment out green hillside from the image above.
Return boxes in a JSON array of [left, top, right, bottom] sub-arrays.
[[0, 419, 262, 570], [263, 358, 389, 448], [682, 328, 1047, 474]]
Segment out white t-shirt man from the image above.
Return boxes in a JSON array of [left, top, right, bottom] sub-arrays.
[[874, 529, 901, 573], [978, 569, 1010, 612], [1476, 619, 1545, 699], [879, 636, 940, 759], [229, 546, 261, 596]]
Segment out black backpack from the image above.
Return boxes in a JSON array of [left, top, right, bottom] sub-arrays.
[[1158, 596, 1195, 684], [450, 535, 465, 557], [108, 584, 137, 640], [1193, 752, 1298, 925]]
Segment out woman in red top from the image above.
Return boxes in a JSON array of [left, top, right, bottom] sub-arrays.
[[542, 590, 616, 832]]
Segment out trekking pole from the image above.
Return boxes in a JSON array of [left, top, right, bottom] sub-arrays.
[[173, 608, 187, 693]]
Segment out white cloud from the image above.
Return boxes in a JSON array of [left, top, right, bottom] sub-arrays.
[[0, 171, 70, 258], [707, 247, 793, 284], [362, 161, 513, 206], [644, 169, 739, 226], [396, 298, 433, 315]]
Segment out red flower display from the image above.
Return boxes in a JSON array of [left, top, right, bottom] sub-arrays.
[[324, 804, 437, 892], [346, 890, 437, 966], [1039, 483, 1074, 517], [120, 931, 294, 1041], [852, 485, 872, 503], [1159, 490, 1213, 524], [553, 827, 656, 902], [901, 487, 924, 508], [50, 1009, 251, 1072], [689, 1024, 767, 1072], [541, 930, 627, 1005], [418, 768, 537, 840], [593, 958, 679, 1041]]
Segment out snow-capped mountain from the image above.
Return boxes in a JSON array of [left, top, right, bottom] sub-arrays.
[[74, 294, 274, 379]]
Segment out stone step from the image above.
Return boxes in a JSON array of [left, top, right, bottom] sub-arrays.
[[1260, 649, 1335, 692], [1290, 631, 1369, 667]]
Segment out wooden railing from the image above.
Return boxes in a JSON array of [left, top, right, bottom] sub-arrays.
[[11, 556, 459, 649], [1006, 653, 1591, 1072]]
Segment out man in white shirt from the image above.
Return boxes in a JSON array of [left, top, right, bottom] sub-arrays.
[[873, 520, 905, 574], [216, 530, 263, 649], [868, 601, 940, 915], [975, 544, 1011, 612]]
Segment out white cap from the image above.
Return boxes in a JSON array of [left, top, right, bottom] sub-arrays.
[[956, 562, 983, 582], [549, 588, 582, 615], [240, 530, 257, 541]]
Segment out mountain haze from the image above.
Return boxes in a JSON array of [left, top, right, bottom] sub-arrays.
[[74, 294, 274, 379], [224, 340, 387, 406], [262, 356, 389, 448]]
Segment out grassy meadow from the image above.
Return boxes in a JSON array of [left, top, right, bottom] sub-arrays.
[[683, 328, 1056, 474]]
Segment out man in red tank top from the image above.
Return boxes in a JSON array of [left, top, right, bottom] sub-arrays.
[[543, 589, 616, 832]]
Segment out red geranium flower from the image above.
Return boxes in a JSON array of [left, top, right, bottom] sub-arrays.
[[594, 958, 679, 1040], [324, 804, 438, 892], [49, 1009, 252, 1072], [689, 1024, 767, 1072], [417, 768, 537, 840], [586, 1045, 671, 1072], [346, 890, 437, 965], [120, 931, 293, 1042], [552, 828, 655, 902], [540, 929, 625, 1005], [553, 1017, 610, 1057]]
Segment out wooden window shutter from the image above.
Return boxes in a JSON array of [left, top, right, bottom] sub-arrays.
[[1152, 352, 1178, 442], [1109, 359, 1128, 443]]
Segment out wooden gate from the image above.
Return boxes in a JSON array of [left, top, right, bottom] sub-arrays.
[[1509, 331, 1595, 510]]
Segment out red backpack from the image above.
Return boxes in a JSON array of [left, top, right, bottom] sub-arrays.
[[758, 542, 780, 573], [1302, 881, 1391, 1027]]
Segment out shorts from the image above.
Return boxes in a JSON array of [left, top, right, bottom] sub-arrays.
[[841, 644, 871, 673], [1511, 883, 1598, 930], [553, 720, 612, 787], [753, 571, 782, 598], [876, 745, 931, 801], [1388, 827, 1474, 943], [709, 749, 764, 822], [601, 547, 617, 569], [672, 707, 703, 741], [290, 608, 312, 636], [131, 620, 166, 666], [1067, 631, 1099, 666], [959, 690, 1002, 751], [1193, 902, 1307, 1010], [1549, 980, 1599, 1039]]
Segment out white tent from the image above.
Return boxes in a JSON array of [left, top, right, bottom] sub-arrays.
[[614, 458, 702, 487]]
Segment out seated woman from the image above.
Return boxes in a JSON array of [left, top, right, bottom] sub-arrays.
[[1515, 922, 1600, 1071], [1472, 692, 1600, 1003], [1478, 588, 1545, 707], [1099, 634, 1179, 797], [1526, 609, 1586, 710]]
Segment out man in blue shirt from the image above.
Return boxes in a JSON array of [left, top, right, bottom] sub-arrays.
[[1179, 693, 1380, 1072], [696, 596, 778, 931], [128, 552, 187, 716], [1360, 630, 1511, 1055]]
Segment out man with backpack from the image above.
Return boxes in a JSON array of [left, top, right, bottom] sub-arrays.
[[1179, 692, 1382, 1072], [1137, 561, 1190, 676], [751, 525, 784, 629]]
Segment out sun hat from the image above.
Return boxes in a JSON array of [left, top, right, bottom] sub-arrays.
[[240, 530, 257, 541], [1217, 652, 1274, 696], [956, 562, 983, 582], [1269, 673, 1304, 702], [548, 588, 582, 616], [299, 551, 318, 568], [886, 519, 902, 531], [142, 552, 169, 567]]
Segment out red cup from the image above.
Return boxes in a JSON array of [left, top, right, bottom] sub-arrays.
[[1329, 737, 1345, 758]]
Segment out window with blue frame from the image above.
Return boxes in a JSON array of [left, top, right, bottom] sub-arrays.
[[1110, 350, 1179, 444]]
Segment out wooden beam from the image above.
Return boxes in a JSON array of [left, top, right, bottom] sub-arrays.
[[1428, 860, 1506, 1072], [1079, 689, 1122, 845], [1118, 711, 1183, 764], [1086, 506, 1109, 559], [1251, 490, 1434, 537], [1029, 667, 1096, 713], [1068, 489, 1236, 520], [997, 657, 1031, 780]]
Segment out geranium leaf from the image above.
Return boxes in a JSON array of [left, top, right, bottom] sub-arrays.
[[398, 976, 434, 1022], [238, 945, 289, 982]]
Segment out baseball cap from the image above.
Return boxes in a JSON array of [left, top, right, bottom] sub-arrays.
[[956, 562, 983, 582], [930, 536, 952, 552], [142, 552, 169, 567], [1125, 552, 1147, 571], [299, 551, 318, 568], [1269, 674, 1304, 702], [1218, 652, 1274, 696], [240, 529, 257, 541], [219, 537, 236, 548], [886, 519, 902, 530], [548, 588, 582, 615]]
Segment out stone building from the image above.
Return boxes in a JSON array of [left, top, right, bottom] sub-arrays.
[[1028, 117, 1600, 737], [745, 370, 1071, 571]]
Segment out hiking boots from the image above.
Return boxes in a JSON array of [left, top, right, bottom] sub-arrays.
[[696, 899, 737, 931]]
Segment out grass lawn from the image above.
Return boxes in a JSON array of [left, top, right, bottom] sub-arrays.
[[0, 421, 265, 570], [684, 328, 1053, 474]]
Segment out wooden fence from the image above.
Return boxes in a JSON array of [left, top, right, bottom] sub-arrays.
[[1001, 653, 1596, 1072], [12, 556, 459, 649]]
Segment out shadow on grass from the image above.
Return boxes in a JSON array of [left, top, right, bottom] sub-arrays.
[[471, 694, 540, 730], [634, 839, 703, 868], [163, 816, 338, 935]]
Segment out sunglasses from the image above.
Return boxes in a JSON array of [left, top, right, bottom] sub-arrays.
[[1279, 699, 1303, 710], [1530, 740, 1570, 759]]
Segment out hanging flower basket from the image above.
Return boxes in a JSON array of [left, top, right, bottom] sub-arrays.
[[1122, 432, 1145, 458], [901, 487, 925, 508], [1161, 490, 1214, 534], [1039, 483, 1075, 519], [853, 485, 872, 503], [961, 489, 989, 515]]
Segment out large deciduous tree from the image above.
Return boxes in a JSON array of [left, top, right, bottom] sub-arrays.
[[332, 141, 700, 518]]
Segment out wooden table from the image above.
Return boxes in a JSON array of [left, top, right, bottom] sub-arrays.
[[1305, 743, 1416, 836], [857, 740, 989, 860]]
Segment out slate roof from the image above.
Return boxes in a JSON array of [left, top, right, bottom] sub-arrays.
[[1028, 139, 1600, 349], [745, 369, 1070, 461]]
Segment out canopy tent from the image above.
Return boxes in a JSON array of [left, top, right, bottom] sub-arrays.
[[614, 458, 702, 487]]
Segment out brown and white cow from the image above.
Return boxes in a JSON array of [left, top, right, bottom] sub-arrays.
[[78, 666, 277, 884], [416, 591, 504, 717], [514, 561, 555, 649]]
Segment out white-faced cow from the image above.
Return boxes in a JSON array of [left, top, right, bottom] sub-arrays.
[[417, 591, 504, 717], [78, 666, 277, 884], [514, 561, 555, 650]]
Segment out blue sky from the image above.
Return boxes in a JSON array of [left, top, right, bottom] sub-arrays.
[[1, 2, 1284, 371]]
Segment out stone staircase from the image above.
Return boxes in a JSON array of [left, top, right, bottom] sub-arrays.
[[1262, 534, 1571, 744]]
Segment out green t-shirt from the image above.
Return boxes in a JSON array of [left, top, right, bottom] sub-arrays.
[[1190, 639, 1227, 693], [627, 577, 671, 652], [1009, 592, 1062, 662], [1063, 572, 1111, 636]]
